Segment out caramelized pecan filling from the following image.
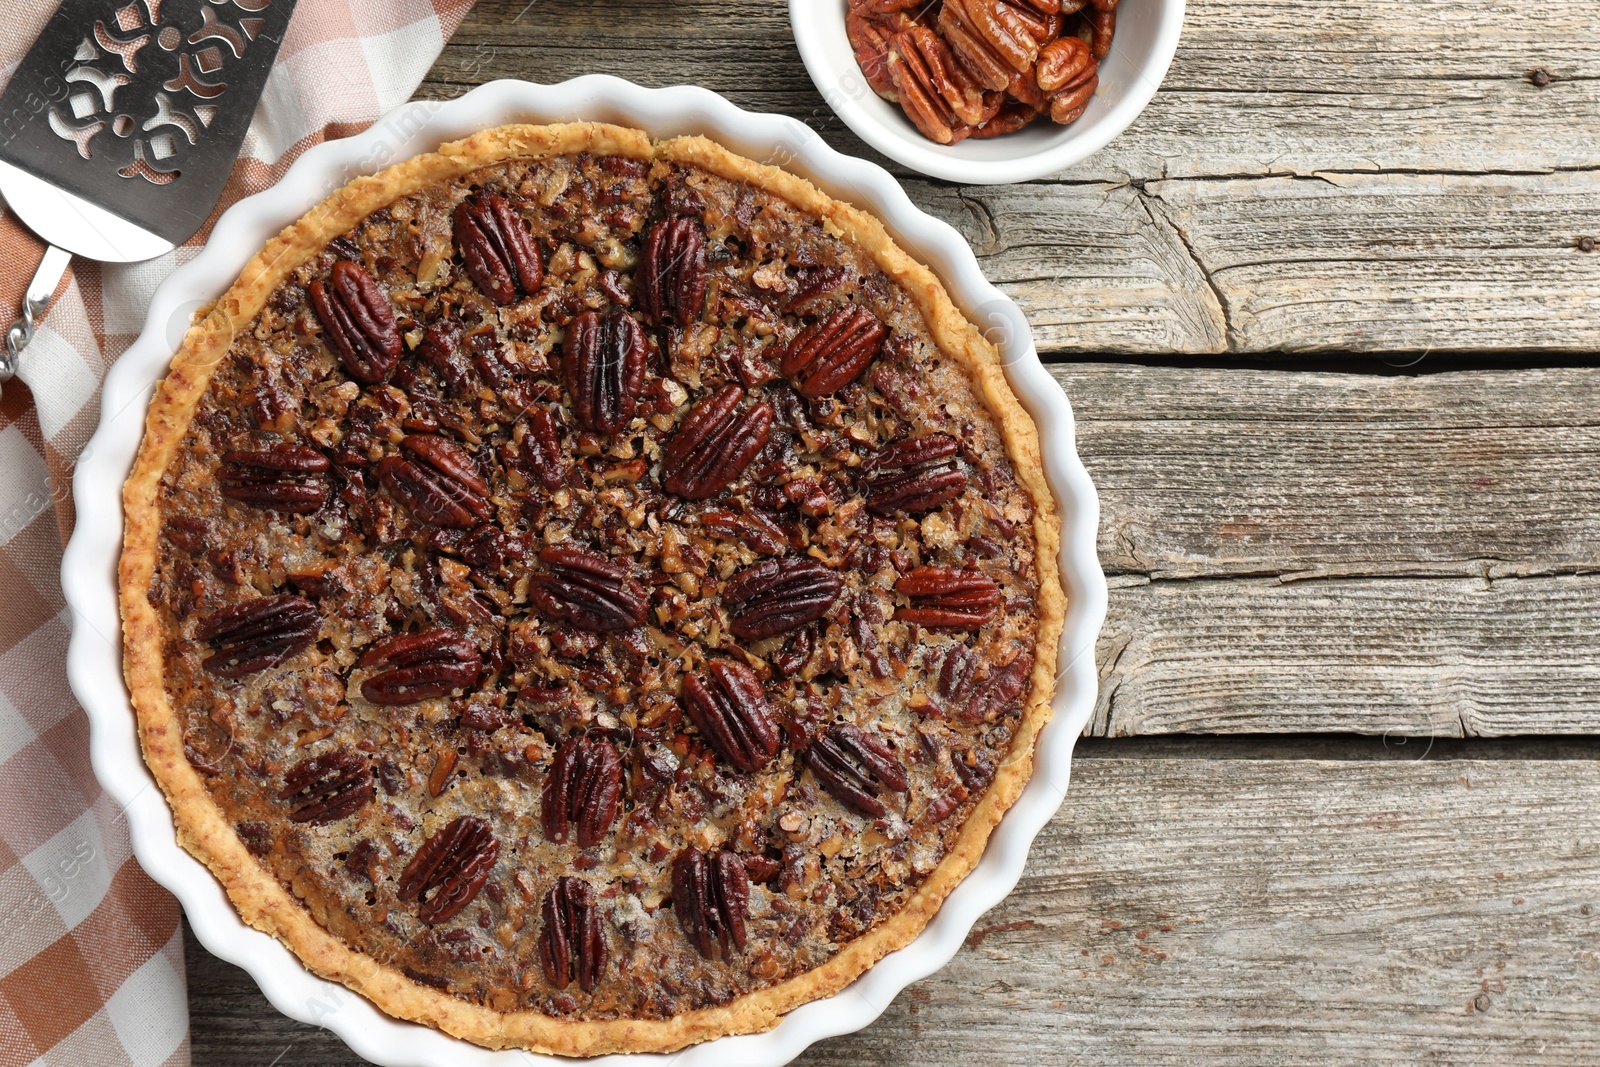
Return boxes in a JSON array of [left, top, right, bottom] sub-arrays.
[[151, 151, 1041, 1019]]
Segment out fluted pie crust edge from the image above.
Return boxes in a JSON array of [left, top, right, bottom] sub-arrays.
[[119, 122, 1064, 1056]]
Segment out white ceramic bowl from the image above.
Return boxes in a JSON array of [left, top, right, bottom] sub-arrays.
[[62, 76, 1107, 1067], [790, 0, 1184, 184]]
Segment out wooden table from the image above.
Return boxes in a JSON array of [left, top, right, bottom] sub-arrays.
[[186, 1, 1600, 1062]]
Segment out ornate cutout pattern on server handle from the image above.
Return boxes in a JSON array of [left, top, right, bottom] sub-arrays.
[[44, 0, 280, 181]]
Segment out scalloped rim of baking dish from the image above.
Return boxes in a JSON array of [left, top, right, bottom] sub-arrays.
[[61, 76, 1107, 1067]]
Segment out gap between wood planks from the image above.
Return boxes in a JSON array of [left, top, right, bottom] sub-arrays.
[[1076, 733, 1600, 760], [1038, 352, 1600, 372]]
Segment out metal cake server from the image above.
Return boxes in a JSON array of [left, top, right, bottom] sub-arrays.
[[0, 0, 297, 400]]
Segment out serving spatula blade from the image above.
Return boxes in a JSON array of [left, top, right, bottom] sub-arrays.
[[0, 0, 297, 398], [0, 0, 297, 246]]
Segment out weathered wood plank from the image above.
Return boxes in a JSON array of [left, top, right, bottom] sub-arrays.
[[1049, 363, 1600, 735], [1091, 79, 1600, 183], [1087, 0, 1600, 180], [1096, 572, 1600, 736], [184, 759, 1600, 1066], [941, 174, 1600, 354], [797, 758, 1600, 1065], [424, 0, 1600, 179], [909, 183, 1230, 355], [1145, 172, 1600, 353], [1053, 363, 1600, 579]]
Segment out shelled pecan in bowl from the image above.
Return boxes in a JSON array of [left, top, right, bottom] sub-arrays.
[[846, 0, 1116, 143]]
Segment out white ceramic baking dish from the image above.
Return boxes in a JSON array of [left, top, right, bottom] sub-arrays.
[[61, 76, 1107, 1066]]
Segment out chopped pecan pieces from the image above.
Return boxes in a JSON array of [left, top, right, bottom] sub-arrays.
[[926, 791, 963, 823], [722, 558, 844, 640], [542, 735, 623, 847], [802, 723, 908, 818], [415, 322, 475, 396], [672, 849, 749, 960], [377, 434, 491, 529], [217, 445, 329, 514], [661, 385, 773, 500], [359, 628, 482, 705], [286, 566, 342, 599], [195, 596, 319, 678], [345, 838, 380, 881], [939, 644, 1035, 721], [862, 434, 967, 515], [403, 966, 450, 990], [455, 523, 522, 573], [164, 515, 208, 555], [681, 660, 782, 773], [540, 876, 607, 992], [453, 192, 543, 305], [779, 305, 889, 398], [563, 309, 646, 434], [637, 216, 708, 327], [698, 509, 788, 556], [960, 650, 1034, 722], [512, 407, 567, 490], [398, 816, 499, 925], [527, 546, 649, 632], [937, 643, 979, 705], [742, 854, 783, 883], [308, 260, 401, 384], [769, 625, 815, 678], [236, 821, 272, 855], [953, 751, 995, 791], [895, 566, 1002, 630], [278, 750, 373, 823], [785, 264, 854, 317]]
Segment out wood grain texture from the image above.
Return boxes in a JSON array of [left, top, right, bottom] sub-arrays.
[[1056, 363, 1600, 579], [907, 183, 1230, 355], [1096, 573, 1600, 737], [1052, 363, 1600, 735], [420, 0, 1600, 355], [184, 759, 1600, 1066], [425, 0, 1600, 179], [1091, 0, 1600, 180], [937, 175, 1600, 354], [1145, 173, 1600, 353]]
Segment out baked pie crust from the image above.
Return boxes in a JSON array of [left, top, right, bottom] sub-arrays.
[[120, 123, 1063, 1055]]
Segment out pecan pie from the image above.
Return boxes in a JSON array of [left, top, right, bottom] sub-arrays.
[[120, 123, 1063, 1055]]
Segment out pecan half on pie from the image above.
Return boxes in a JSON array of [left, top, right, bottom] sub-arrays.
[[120, 123, 1063, 1055]]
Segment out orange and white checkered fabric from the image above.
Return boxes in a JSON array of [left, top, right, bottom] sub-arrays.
[[0, 2, 474, 1063]]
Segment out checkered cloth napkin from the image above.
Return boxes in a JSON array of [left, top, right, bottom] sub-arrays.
[[0, 2, 474, 1063]]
